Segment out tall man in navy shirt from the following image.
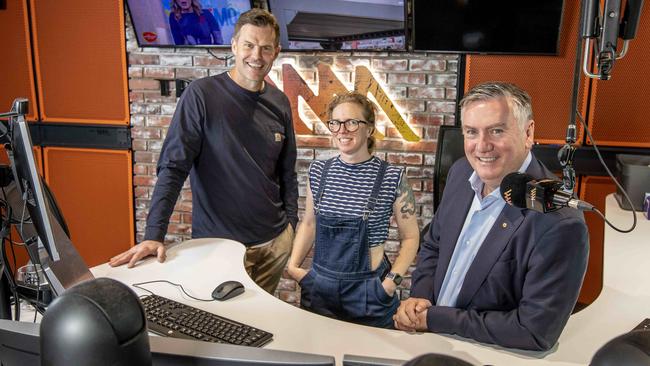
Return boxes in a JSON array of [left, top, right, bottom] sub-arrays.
[[394, 82, 589, 350], [110, 9, 298, 294]]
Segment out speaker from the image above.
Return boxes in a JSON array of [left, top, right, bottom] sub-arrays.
[[43, 147, 134, 267], [465, 0, 587, 145], [40, 278, 151, 366], [591, 330, 650, 366], [29, 1, 129, 124], [0, 0, 38, 121]]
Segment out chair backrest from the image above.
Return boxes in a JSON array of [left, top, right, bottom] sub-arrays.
[[433, 126, 465, 213]]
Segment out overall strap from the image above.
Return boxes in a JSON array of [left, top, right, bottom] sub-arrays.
[[363, 160, 388, 220], [314, 158, 336, 211]]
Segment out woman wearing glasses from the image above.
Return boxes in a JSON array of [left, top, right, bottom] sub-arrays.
[[287, 92, 419, 328]]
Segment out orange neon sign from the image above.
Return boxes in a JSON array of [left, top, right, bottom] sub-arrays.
[[277, 62, 420, 142]]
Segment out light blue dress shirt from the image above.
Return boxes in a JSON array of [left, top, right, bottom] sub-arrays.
[[437, 152, 532, 307]]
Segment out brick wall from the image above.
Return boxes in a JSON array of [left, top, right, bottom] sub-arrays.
[[125, 14, 459, 305]]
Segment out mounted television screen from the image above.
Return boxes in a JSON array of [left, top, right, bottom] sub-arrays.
[[127, 0, 252, 47], [269, 0, 406, 51], [413, 0, 565, 55]]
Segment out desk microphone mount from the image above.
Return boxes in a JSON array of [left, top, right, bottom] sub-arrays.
[[581, 0, 644, 80], [558, 126, 577, 193]]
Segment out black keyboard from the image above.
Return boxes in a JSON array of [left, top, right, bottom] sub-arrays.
[[141, 294, 273, 347]]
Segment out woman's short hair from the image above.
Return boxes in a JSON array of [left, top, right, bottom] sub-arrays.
[[327, 91, 378, 153], [459, 81, 533, 129], [233, 8, 280, 46]]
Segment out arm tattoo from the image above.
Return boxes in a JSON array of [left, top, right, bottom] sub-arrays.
[[397, 174, 416, 219]]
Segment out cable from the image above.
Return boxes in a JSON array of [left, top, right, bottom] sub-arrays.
[[575, 110, 637, 233], [9, 230, 17, 271], [592, 208, 637, 234], [0, 196, 19, 272], [19, 196, 27, 239], [132, 280, 213, 302], [33, 260, 40, 323], [135, 285, 154, 296], [0, 236, 20, 321], [207, 49, 232, 62]]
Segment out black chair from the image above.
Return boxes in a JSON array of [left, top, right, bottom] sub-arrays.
[[433, 126, 465, 213], [419, 126, 464, 242]]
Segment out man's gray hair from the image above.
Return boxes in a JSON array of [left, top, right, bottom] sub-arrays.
[[459, 82, 533, 129]]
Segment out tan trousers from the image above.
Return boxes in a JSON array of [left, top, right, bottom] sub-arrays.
[[244, 224, 294, 294]]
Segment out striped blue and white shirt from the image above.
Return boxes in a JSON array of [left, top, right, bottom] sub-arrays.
[[309, 156, 404, 247]]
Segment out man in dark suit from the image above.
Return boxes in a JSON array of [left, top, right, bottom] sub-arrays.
[[393, 82, 589, 351]]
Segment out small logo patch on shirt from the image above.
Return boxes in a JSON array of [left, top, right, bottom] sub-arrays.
[[274, 133, 282, 142]]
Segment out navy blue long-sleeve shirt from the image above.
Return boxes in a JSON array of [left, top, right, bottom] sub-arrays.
[[144, 72, 298, 246]]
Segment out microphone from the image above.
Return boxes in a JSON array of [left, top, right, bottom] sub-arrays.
[[500, 172, 595, 213]]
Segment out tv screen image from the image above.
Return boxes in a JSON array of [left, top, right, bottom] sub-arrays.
[[269, 0, 406, 51], [127, 0, 252, 47]]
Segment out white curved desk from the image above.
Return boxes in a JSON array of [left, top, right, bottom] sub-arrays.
[[92, 194, 649, 365]]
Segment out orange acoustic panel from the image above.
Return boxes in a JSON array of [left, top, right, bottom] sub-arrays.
[[43, 147, 134, 267], [576, 176, 616, 307], [33, 145, 43, 175], [587, 7, 650, 147], [0, 145, 43, 174], [0, 0, 38, 121], [465, 0, 589, 145], [30, 1, 129, 124]]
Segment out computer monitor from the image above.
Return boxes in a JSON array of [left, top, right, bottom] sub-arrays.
[[150, 337, 335, 365], [4, 109, 93, 296], [0, 319, 40, 366], [0, 319, 335, 366], [343, 354, 405, 366]]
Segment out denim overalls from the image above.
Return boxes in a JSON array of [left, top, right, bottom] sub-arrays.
[[299, 158, 399, 328]]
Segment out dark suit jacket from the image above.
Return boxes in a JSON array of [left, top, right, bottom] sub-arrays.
[[410, 156, 589, 351]]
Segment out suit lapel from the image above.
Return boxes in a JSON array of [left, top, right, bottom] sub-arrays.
[[433, 180, 474, 299], [454, 204, 525, 309], [453, 156, 546, 308]]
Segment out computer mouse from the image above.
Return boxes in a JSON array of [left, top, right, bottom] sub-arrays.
[[212, 280, 245, 301]]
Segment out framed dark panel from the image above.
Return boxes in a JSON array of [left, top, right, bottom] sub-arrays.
[[413, 0, 564, 55]]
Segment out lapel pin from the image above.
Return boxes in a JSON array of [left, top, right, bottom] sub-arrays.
[[502, 222, 508, 228]]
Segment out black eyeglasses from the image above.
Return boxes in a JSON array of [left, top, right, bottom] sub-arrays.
[[327, 119, 368, 133]]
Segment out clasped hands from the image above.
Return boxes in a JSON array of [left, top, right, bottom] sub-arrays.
[[393, 297, 431, 332]]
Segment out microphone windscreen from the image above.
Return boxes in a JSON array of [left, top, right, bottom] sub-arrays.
[[500, 172, 534, 208]]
